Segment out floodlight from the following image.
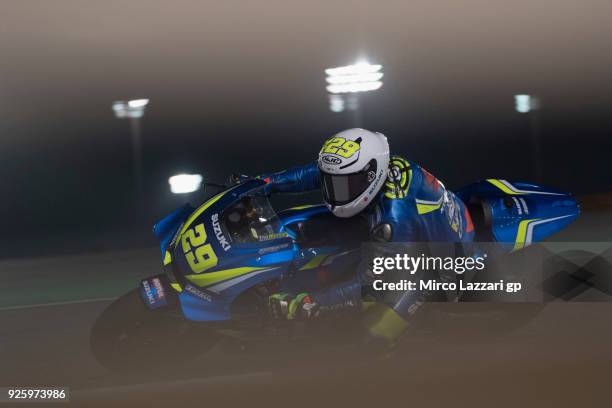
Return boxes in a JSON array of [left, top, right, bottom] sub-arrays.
[[112, 98, 149, 119], [515, 95, 532, 113], [325, 62, 384, 95], [168, 174, 204, 194]]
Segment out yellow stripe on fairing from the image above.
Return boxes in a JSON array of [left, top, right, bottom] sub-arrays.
[[185, 267, 264, 287], [170, 283, 183, 292], [299, 254, 328, 271], [174, 190, 228, 248], [513, 219, 538, 251], [487, 179, 520, 195], [163, 251, 172, 266], [287, 204, 321, 211]]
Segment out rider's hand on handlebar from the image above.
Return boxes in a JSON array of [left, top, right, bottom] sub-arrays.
[[228, 173, 251, 185]]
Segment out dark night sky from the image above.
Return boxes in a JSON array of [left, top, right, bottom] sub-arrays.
[[1, 0, 612, 254]]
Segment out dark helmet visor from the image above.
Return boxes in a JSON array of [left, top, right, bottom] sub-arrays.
[[320, 159, 377, 206]]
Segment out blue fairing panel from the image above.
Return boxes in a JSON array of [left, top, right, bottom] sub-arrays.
[[457, 179, 579, 250], [178, 261, 291, 321], [277, 204, 329, 237], [153, 203, 193, 260]]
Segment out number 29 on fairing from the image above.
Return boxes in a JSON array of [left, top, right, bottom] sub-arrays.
[[181, 223, 218, 273]]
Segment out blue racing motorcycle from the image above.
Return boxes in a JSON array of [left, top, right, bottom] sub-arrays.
[[90, 178, 579, 372]]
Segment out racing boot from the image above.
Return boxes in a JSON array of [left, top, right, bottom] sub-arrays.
[[361, 301, 409, 355]]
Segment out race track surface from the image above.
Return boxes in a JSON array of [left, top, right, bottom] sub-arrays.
[[1, 211, 611, 407]]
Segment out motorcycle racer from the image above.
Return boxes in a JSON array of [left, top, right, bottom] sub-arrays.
[[253, 128, 475, 341]]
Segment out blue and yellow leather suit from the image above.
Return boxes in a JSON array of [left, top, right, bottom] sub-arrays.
[[262, 156, 474, 338]]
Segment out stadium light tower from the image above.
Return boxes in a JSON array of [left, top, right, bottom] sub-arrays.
[[514, 94, 543, 182], [112, 98, 149, 194], [325, 61, 383, 126]]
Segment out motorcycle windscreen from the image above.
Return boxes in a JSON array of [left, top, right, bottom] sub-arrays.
[[222, 193, 284, 244], [321, 160, 376, 206]]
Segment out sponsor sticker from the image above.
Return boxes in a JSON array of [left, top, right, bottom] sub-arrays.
[[211, 213, 231, 251], [441, 190, 463, 238], [259, 242, 291, 254], [140, 277, 168, 310], [258, 232, 289, 242], [322, 155, 342, 165], [184, 284, 214, 302]]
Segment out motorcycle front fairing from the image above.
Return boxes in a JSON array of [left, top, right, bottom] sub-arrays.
[[154, 180, 296, 321]]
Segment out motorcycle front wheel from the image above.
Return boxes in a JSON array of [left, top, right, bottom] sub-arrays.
[[90, 289, 217, 373]]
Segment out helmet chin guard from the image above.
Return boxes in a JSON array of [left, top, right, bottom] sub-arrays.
[[318, 128, 390, 218]]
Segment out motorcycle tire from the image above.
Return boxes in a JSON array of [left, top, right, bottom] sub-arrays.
[[90, 289, 217, 373]]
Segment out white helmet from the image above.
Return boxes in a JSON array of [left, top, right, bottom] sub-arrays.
[[318, 128, 390, 218]]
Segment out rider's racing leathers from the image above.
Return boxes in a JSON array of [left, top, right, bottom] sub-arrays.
[[261, 156, 474, 338]]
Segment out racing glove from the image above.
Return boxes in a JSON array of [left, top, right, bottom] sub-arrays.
[[267, 292, 319, 320], [228, 173, 251, 185]]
